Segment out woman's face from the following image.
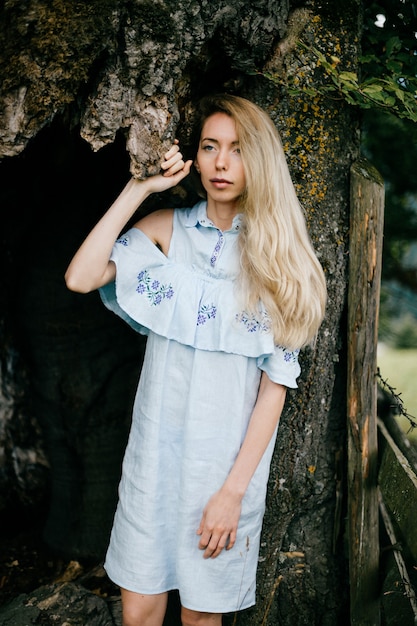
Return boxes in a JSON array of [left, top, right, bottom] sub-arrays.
[[195, 112, 246, 207]]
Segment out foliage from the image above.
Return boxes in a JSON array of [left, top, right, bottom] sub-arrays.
[[358, 0, 417, 121], [381, 310, 417, 348], [258, 0, 417, 122], [392, 314, 417, 348], [359, 3, 417, 343], [378, 283, 417, 340], [361, 109, 417, 286], [286, 41, 417, 122]]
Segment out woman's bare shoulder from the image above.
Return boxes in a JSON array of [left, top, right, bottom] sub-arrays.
[[133, 208, 174, 255]]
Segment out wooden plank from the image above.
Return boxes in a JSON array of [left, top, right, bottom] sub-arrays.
[[378, 487, 417, 623], [347, 157, 384, 625], [378, 418, 417, 564], [378, 402, 417, 475]]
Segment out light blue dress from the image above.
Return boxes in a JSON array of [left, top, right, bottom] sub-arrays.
[[100, 201, 300, 613]]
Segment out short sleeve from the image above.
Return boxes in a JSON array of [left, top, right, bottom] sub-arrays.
[[257, 345, 301, 388]]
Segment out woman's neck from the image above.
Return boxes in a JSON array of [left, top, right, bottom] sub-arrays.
[[206, 199, 239, 231]]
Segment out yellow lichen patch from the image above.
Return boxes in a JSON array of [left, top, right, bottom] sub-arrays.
[[277, 92, 336, 206]]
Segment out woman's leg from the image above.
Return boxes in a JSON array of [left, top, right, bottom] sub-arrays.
[[121, 588, 168, 626], [181, 606, 222, 626]]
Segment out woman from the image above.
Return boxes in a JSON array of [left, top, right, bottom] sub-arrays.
[[65, 94, 327, 626]]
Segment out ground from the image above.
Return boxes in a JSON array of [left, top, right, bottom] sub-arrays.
[[0, 515, 182, 624], [0, 519, 119, 609]]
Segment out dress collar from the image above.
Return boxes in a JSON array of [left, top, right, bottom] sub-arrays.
[[184, 201, 241, 232]]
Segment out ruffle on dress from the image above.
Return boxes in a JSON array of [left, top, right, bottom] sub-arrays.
[[99, 227, 300, 388]]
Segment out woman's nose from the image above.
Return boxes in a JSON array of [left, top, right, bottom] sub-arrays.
[[215, 150, 228, 170]]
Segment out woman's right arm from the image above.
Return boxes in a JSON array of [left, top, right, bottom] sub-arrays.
[[65, 142, 192, 294]]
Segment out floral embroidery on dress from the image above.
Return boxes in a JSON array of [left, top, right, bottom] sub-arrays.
[[235, 310, 271, 333], [197, 304, 217, 325], [210, 231, 224, 267], [136, 270, 174, 305], [116, 236, 129, 247], [277, 346, 300, 362]]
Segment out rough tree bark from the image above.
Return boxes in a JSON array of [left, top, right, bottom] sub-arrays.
[[0, 1, 361, 624]]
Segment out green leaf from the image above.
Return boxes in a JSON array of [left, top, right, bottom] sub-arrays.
[[386, 60, 403, 73], [385, 36, 402, 57], [338, 71, 359, 84], [395, 89, 406, 103], [344, 93, 360, 105], [361, 83, 384, 94], [359, 54, 378, 64]]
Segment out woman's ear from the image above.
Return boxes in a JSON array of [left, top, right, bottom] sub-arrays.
[[194, 160, 200, 173]]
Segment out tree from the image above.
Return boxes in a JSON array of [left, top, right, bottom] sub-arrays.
[[0, 1, 361, 624]]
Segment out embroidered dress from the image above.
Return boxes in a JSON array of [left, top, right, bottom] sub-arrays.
[[100, 201, 300, 613]]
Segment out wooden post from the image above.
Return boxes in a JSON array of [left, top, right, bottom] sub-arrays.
[[347, 157, 384, 625]]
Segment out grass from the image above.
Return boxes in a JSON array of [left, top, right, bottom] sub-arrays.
[[377, 345, 417, 444]]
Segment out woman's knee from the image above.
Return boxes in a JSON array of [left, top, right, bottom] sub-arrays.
[[181, 606, 222, 626], [121, 588, 168, 626]]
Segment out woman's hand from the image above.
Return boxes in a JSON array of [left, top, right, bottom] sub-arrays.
[[196, 486, 242, 559], [65, 139, 192, 294], [145, 140, 193, 195], [195, 375, 287, 561]]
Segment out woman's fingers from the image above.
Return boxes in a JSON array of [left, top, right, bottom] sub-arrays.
[[206, 532, 228, 559], [226, 528, 237, 551], [162, 158, 184, 176], [197, 522, 235, 559], [169, 159, 193, 182], [199, 529, 230, 559], [163, 139, 180, 160], [160, 141, 187, 176], [196, 489, 242, 559]]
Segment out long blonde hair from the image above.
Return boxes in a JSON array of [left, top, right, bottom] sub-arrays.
[[191, 94, 327, 349]]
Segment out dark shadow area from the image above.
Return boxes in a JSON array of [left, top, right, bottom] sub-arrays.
[[0, 116, 148, 610]]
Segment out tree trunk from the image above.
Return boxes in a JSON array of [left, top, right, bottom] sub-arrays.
[[0, 1, 361, 623]]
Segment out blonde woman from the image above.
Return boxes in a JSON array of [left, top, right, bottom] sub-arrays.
[[65, 94, 327, 626]]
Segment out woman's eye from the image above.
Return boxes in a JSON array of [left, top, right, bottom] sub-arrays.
[[203, 145, 214, 151]]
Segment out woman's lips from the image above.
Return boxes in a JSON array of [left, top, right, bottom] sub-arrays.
[[210, 178, 232, 188]]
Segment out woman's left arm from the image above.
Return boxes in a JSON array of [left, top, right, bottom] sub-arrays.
[[197, 372, 287, 558]]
